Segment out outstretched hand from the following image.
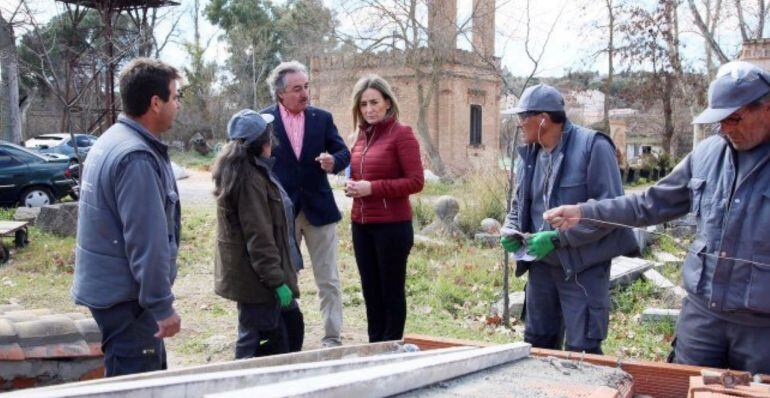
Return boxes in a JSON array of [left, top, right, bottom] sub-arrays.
[[543, 205, 583, 230]]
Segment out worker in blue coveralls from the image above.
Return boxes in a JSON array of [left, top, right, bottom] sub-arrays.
[[545, 61, 770, 374], [500, 83, 637, 354]]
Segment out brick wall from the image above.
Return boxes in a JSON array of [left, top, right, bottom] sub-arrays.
[[311, 50, 502, 173]]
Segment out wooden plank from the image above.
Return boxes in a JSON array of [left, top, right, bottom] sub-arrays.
[[0, 221, 28, 235]]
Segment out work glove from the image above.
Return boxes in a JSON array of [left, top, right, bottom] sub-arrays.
[[275, 284, 293, 308], [500, 235, 522, 253], [526, 230, 559, 260]]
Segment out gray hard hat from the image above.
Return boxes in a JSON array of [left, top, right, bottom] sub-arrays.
[[511, 83, 565, 114], [227, 109, 275, 144], [693, 61, 770, 124]]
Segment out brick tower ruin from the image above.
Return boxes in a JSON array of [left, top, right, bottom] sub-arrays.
[[310, 0, 501, 173]]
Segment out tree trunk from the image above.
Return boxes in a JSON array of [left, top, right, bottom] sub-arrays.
[[416, 82, 445, 175], [662, 73, 674, 155], [604, 0, 614, 132], [0, 14, 22, 144]]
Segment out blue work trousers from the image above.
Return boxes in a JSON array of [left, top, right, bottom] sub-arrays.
[[524, 261, 611, 354], [672, 296, 770, 374], [89, 300, 167, 377]]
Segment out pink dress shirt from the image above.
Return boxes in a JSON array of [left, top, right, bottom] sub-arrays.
[[279, 103, 305, 160]]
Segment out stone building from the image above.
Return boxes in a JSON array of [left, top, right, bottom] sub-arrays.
[[309, 0, 501, 173], [740, 38, 770, 70]]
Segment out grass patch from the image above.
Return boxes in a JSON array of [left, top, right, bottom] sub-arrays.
[[171, 149, 217, 171]]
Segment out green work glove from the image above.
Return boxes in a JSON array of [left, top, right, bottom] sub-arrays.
[[526, 231, 559, 260], [500, 235, 522, 253], [275, 284, 293, 308]]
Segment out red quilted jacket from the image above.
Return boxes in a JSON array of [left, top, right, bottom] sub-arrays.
[[349, 116, 424, 224]]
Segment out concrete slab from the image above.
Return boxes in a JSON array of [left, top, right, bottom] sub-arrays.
[[400, 356, 633, 398], [611, 256, 653, 288], [23, 341, 409, 392], [207, 343, 531, 398], [641, 308, 680, 324], [7, 346, 476, 398]]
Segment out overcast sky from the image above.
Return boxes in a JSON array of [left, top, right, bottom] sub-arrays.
[[4, 0, 748, 78]]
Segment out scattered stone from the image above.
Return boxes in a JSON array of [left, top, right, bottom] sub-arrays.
[[36, 203, 78, 237], [474, 233, 499, 248], [423, 170, 440, 183], [13, 206, 40, 224], [653, 251, 682, 266], [421, 196, 463, 239], [491, 291, 525, 320], [642, 269, 675, 290], [480, 218, 502, 234], [171, 161, 190, 180], [641, 308, 680, 323], [668, 214, 697, 238], [189, 133, 211, 155], [13, 207, 41, 224], [610, 256, 653, 288]]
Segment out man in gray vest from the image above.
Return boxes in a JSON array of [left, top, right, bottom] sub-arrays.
[[545, 61, 770, 374], [500, 84, 636, 354], [73, 58, 182, 376]]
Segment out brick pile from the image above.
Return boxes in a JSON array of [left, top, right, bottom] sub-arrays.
[[0, 304, 103, 391]]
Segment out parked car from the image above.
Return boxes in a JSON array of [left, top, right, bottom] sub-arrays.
[[24, 133, 97, 163], [0, 141, 76, 207]]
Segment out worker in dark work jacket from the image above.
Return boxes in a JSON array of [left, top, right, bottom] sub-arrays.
[[501, 83, 637, 354], [546, 61, 770, 374]]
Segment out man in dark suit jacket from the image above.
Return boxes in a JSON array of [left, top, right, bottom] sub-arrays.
[[262, 61, 350, 347]]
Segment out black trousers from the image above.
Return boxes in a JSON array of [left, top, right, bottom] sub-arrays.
[[235, 302, 287, 359], [352, 221, 414, 342], [89, 301, 167, 377]]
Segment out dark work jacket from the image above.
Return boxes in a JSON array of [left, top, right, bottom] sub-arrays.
[[582, 135, 770, 320], [503, 121, 638, 279], [73, 115, 180, 322], [260, 104, 350, 226], [214, 156, 300, 304]]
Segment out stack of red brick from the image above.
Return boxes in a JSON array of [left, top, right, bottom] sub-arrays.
[[0, 304, 103, 391]]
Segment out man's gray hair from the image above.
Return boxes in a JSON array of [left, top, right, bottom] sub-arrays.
[[267, 61, 308, 102]]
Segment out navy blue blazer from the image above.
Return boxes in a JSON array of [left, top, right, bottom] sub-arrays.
[[260, 104, 350, 226]]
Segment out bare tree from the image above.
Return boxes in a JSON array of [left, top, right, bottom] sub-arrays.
[[688, 0, 769, 64], [0, 4, 22, 144]]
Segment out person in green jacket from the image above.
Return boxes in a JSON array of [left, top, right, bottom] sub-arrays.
[[212, 109, 303, 358]]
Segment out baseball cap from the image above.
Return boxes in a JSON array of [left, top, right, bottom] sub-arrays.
[[693, 61, 770, 124], [227, 109, 275, 143], [511, 83, 565, 113]]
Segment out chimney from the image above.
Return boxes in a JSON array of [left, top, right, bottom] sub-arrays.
[[472, 0, 495, 58], [428, 0, 457, 56]]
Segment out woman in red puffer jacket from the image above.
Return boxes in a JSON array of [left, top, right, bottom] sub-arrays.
[[345, 75, 424, 342]]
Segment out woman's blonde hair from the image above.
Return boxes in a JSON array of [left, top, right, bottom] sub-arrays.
[[351, 74, 400, 128]]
